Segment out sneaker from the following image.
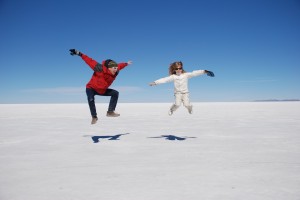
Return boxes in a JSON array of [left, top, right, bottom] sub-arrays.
[[106, 111, 120, 117], [169, 104, 179, 116], [91, 117, 98, 124], [187, 105, 193, 114]]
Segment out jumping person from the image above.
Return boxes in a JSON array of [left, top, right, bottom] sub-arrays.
[[69, 49, 132, 124], [149, 61, 214, 115]]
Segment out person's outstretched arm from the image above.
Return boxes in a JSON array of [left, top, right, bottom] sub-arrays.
[[149, 75, 174, 86], [69, 49, 101, 71], [186, 69, 215, 78]]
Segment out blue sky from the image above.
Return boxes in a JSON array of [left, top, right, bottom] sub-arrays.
[[0, 0, 299, 103]]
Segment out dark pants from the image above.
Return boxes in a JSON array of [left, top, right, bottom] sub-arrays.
[[86, 88, 119, 117]]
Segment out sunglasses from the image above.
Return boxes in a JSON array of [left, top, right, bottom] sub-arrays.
[[175, 68, 182, 70]]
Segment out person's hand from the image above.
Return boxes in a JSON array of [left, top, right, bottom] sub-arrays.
[[205, 70, 215, 77], [127, 61, 133, 65], [69, 49, 82, 56], [149, 82, 156, 86]]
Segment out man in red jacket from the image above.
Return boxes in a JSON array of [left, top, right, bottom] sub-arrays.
[[69, 49, 133, 124]]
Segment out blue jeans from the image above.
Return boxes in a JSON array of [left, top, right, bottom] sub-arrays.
[[86, 88, 119, 117]]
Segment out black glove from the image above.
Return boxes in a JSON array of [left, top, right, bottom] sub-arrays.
[[69, 49, 82, 56], [205, 70, 215, 77]]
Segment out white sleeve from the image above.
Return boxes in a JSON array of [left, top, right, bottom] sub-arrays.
[[154, 75, 174, 85], [186, 70, 206, 78]]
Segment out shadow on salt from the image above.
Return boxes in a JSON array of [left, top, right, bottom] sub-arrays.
[[84, 133, 197, 143], [149, 135, 197, 141], [84, 133, 130, 143]]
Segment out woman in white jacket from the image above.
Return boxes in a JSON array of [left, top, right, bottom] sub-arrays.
[[149, 61, 214, 115]]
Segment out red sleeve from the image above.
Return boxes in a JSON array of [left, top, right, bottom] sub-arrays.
[[81, 54, 98, 70], [117, 62, 128, 71]]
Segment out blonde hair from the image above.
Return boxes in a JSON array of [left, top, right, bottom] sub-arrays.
[[168, 61, 186, 75]]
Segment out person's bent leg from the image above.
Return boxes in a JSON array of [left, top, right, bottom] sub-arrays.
[[169, 93, 181, 115], [86, 88, 98, 123], [102, 89, 120, 117], [183, 93, 193, 114]]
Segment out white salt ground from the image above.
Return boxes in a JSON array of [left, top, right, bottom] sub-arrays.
[[0, 102, 299, 200]]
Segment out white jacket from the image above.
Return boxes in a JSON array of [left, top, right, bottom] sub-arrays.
[[154, 70, 206, 93]]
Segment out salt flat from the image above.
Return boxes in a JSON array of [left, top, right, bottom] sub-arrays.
[[0, 102, 300, 200]]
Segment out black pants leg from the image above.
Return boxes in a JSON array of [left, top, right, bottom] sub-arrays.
[[86, 88, 119, 117], [102, 89, 119, 112], [86, 88, 98, 117]]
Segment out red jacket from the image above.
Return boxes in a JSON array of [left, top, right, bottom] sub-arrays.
[[81, 54, 128, 94]]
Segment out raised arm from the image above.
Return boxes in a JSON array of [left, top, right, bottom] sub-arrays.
[[149, 75, 174, 86], [69, 49, 102, 71], [117, 60, 132, 71], [186, 69, 215, 78]]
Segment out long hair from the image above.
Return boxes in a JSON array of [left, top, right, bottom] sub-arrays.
[[168, 61, 186, 75]]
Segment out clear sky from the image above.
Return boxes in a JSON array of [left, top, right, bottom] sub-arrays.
[[0, 0, 299, 103]]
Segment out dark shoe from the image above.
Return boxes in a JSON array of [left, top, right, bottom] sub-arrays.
[[106, 111, 120, 117], [91, 117, 98, 124]]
